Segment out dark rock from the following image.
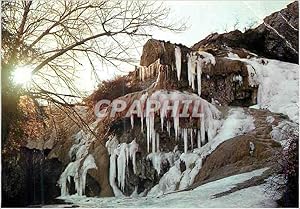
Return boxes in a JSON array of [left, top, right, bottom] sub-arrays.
[[2, 148, 64, 207], [85, 174, 101, 197], [140, 39, 190, 67], [192, 1, 299, 63], [179, 160, 186, 173], [135, 39, 258, 106]]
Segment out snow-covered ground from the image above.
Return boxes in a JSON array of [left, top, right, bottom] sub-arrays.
[[57, 168, 277, 208]]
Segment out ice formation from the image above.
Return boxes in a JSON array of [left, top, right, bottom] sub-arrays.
[[132, 90, 221, 154], [228, 56, 299, 122], [58, 154, 97, 197], [138, 59, 163, 81], [106, 137, 139, 196], [148, 107, 255, 196], [186, 51, 216, 96], [232, 75, 243, 85], [147, 151, 178, 175], [58, 128, 97, 197], [148, 152, 202, 196], [175, 46, 182, 80], [138, 48, 216, 97]]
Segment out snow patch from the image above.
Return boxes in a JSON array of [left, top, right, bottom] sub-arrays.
[[271, 120, 298, 149], [228, 56, 299, 123], [58, 168, 275, 208]]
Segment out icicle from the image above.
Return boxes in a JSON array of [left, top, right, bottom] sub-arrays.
[[150, 113, 156, 152], [129, 140, 139, 174], [175, 46, 182, 80], [173, 115, 179, 139], [196, 60, 202, 96], [74, 172, 81, 195], [58, 160, 81, 197], [187, 53, 197, 90], [147, 153, 162, 175], [141, 116, 144, 132], [146, 113, 150, 153], [106, 135, 119, 155], [190, 129, 194, 150], [152, 128, 156, 153], [187, 53, 192, 87], [117, 144, 128, 191], [200, 113, 205, 145], [108, 139, 139, 196], [145, 97, 156, 153], [197, 130, 201, 148], [109, 152, 124, 197], [80, 154, 97, 195], [130, 114, 134, 129], [156, 133, 160, 152], [183, 128, 188, 153], [160, 110, 164, 131], [140, 93, 148, 133], [167, 121, 171, 136]]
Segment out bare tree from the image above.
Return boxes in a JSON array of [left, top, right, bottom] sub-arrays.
[[1, 0, 185, 144], [3, 0, 185, 96]]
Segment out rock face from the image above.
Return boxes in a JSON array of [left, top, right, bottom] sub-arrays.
[[192, 109, 285, 187], [2, 148, 64, 207], [192, 1, 299, 64], [136, 39, 258, 106]]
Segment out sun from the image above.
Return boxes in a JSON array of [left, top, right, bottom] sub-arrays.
[[12, 66, 33, 85]]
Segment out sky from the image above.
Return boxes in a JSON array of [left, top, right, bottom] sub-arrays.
[[95, 0, 294, 86], [152, 0, 295, 47]]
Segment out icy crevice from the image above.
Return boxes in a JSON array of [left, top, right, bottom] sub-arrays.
[[59, 128, 97, 197], [58, 154, 97, 197]]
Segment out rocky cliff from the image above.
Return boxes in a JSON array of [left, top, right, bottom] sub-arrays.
[[192, 2, 299, 64]]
